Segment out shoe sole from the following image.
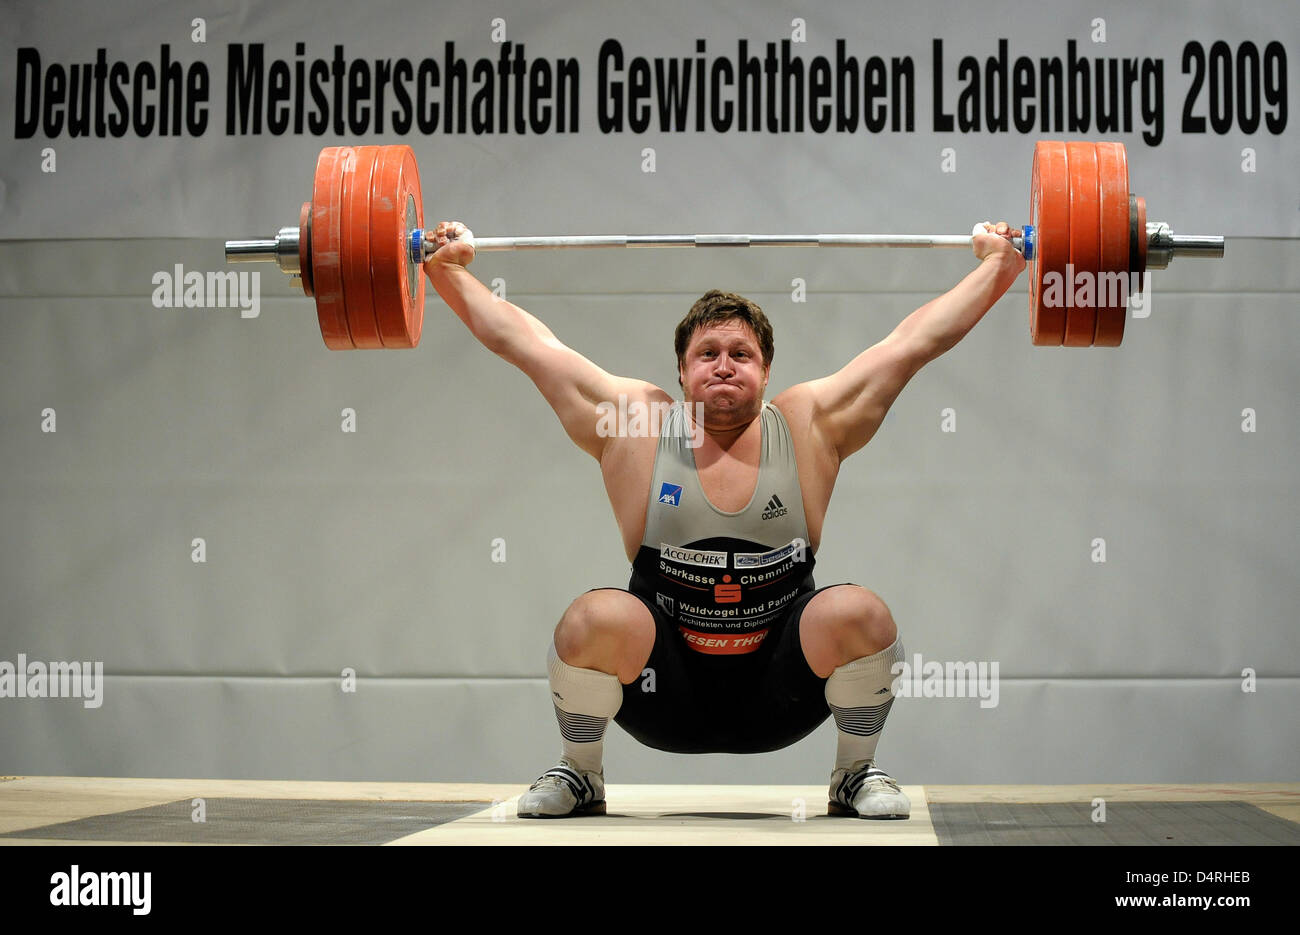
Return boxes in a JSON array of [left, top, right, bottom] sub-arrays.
[[517, 801, 608, 819], [827, 800, 910, 820]]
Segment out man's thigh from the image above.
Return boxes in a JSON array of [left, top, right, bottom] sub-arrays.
[[609, 585, 845, 754]]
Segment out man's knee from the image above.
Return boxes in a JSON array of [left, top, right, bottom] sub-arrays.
[[553, 590, 654, 680], [804, 585, 899, 664], [846, 586, 898, 649]]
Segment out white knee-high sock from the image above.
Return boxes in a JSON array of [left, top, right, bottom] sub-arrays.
[[824, 637, 906, 771], [547, 643, 623, 774]]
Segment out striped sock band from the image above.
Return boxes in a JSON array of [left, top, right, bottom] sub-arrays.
[[829, 697, 895, 736], [553, 705, 609, 744]]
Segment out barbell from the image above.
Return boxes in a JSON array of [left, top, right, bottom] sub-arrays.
[[224, 141, 1224, 351]]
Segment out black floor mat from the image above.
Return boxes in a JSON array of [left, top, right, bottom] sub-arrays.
[[929, 800, 1300, 845], [1, 798, 489, 845]]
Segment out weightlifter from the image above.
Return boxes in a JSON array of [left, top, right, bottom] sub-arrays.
[[424, 220, 1025, 818]]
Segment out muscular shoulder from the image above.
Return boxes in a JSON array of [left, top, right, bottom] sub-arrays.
[[597, 388, 674, 466], [770, 385, 822, 444], [770, 385, 836, 462], [583, 381, 673, 460], [770, 384, 815, 422]]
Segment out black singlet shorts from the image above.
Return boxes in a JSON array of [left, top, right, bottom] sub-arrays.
[[601, 583, 853, 754]]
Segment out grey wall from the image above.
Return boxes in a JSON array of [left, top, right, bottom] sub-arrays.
[[1, 0, 1297, 786], [1, 235, 1296, 785]]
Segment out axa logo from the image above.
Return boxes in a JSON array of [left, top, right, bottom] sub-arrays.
[[761, 494, 788, 520], [658, 483, 683, 506]]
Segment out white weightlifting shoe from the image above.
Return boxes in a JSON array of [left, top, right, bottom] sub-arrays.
[[828, 761, 911, 819], [516, 758, 606, 818]]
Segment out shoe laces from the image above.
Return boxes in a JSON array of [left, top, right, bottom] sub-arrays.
[[836, 762, 900, 803], [528, 761, 595, 800], [861, 771, 901, 794], [528, 773, 564, 792]]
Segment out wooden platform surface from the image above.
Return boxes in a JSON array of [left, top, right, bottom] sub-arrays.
[[2, 776, 1297, 845]]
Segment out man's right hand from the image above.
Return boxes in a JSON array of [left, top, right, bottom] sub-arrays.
[[424, 220, 477, 271]]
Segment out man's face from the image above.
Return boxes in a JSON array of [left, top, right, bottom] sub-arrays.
[[678, 319, 770, 425]]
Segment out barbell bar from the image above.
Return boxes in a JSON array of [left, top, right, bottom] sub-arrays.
[[225, 141, 1224, 351], [469, 233, 1017, 250]]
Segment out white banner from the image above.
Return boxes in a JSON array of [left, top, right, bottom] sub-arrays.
[[2, 0, 1296, 239]]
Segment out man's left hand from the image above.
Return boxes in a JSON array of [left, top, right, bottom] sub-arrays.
[[971, 220, 1026, 274]]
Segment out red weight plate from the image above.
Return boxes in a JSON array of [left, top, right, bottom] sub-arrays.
[[340, 146, 385, 350], [298, 201, 314, 298], [1063, 141, 1100, 347], [311, 148, 353, 350], [1028, 141, 1070, 346], [402, 147, 426, 347], [369, 146, 425, 349], [1093, 143, 1130, 347]]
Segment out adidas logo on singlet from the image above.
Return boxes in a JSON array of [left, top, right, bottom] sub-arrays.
[[761, 494, 788, 520]]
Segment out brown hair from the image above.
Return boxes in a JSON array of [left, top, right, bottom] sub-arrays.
[[674, 290, 774, 385]]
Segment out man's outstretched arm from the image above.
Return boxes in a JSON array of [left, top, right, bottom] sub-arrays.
[[423, 220, 668, 460], [780, 223, 1025, 462]]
